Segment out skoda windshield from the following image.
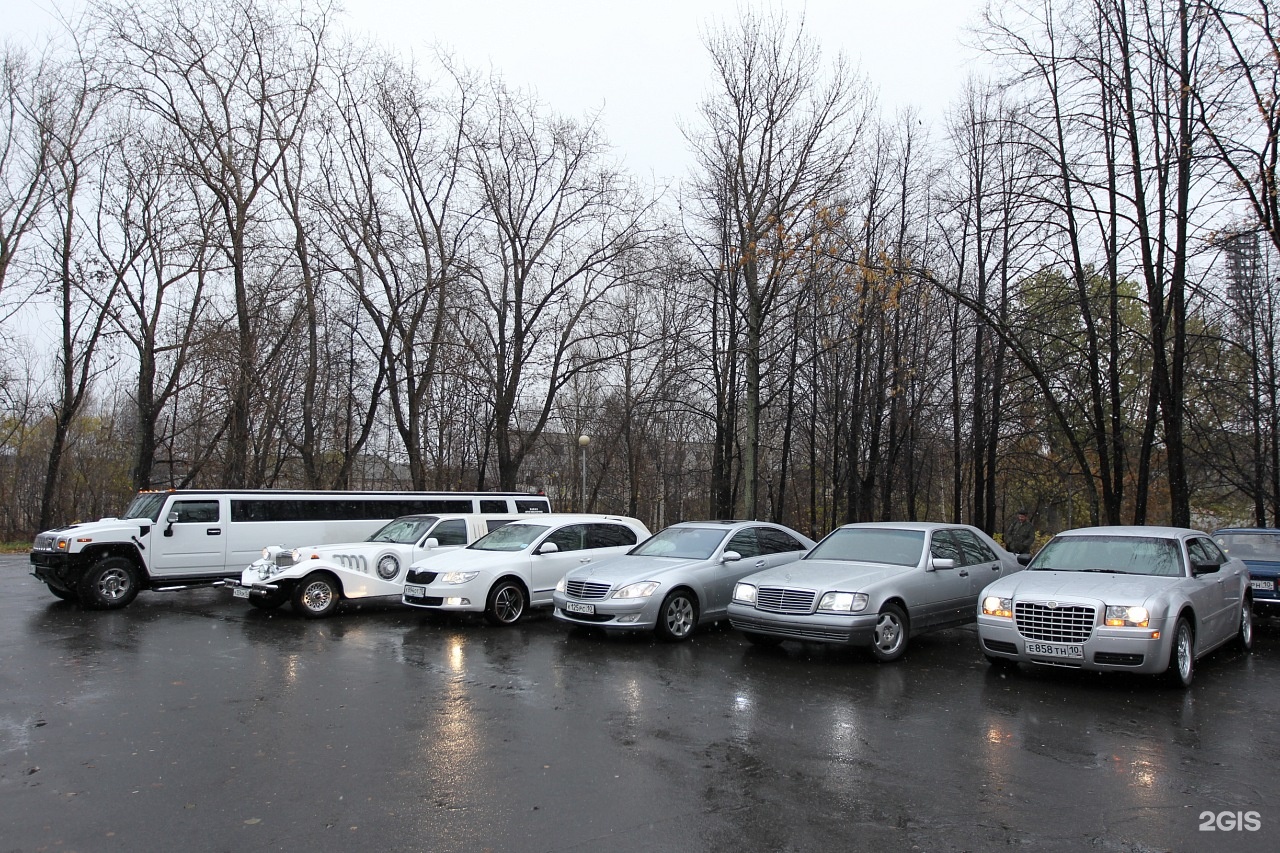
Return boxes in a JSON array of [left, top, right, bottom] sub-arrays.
[[470, 523, 550, 552]]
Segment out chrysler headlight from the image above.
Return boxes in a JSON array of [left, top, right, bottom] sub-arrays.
[[1105, 605, 1150, 627], [982, 596, 1013, 618], [733, 582, 757, 604], [817, 592, 869, 613], [612, 581, 660, 600], [439, 571, 479, 585]]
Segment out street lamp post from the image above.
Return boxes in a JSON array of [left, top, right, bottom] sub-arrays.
[[578, 435, 590, 513]]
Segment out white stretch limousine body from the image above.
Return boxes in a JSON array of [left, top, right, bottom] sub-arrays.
[[228, 513, 520, 618], [29, 490, 552, 609]]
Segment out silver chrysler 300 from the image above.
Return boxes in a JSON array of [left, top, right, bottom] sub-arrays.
[[727, 522, 1022, 661], [977, 526, 1253, 687]]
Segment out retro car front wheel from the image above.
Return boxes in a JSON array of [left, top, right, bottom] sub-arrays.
[[293, 573, 340, 619], [484, 579, 527, 625], [869, 604, 909, 662]]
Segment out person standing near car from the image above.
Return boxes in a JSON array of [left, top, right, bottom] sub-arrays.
[[1005, 509, 1034, 554]]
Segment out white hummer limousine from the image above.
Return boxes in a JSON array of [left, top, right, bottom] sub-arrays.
[[29, 489, 552, 609], [226, 513, 519, 618]]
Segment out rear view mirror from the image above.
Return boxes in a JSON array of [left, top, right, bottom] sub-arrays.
[[424, 537, 439, 550], [930, 558, 956, 571], [538, 542, 560, 555], [721, 550, 742, 563]]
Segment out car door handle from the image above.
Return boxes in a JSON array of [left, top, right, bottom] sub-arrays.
[[990, 564, 1000, 571], [958, 569, 969, 577], [207, 528, 221, 536], [754, 560, 765, 568], [578, 557, 592, 563]]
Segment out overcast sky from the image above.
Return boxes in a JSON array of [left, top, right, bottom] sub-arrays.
[[9, 0, 993, 182]]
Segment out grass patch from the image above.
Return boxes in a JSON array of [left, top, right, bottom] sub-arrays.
[[0, 542, 30, 554]]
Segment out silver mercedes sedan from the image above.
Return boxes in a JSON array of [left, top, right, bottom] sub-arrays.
[[551, 520, 816, 641], [726, 522, 1022, 661], [977, 526, 1254, 687]]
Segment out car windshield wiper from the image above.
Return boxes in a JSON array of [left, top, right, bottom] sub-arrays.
[[1079, 568, 1127, 574]]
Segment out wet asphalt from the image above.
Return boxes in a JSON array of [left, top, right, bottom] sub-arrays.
[[0, 553, 1276, 853]]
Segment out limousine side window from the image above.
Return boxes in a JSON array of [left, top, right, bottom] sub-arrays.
[[429, 519, 468, 547], [172, 500, 220, 523], [480, 500, 509, 513], [585, 523, 638, 549], [515, 498, 551, 513]]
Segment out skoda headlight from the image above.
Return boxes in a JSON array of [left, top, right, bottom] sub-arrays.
[[982, 596, 1013, 618], [1105, 605, 1150, 628], [612, 581, 660, 600], [817, 591, 869, 613], [733, 582, 757, 604], [439, 571, 479, 585]]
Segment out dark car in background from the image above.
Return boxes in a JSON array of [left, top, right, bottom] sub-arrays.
[[1213, 528, 1280, 613]]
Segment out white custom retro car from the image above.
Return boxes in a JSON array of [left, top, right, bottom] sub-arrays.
[[226, 513, 518, 618]]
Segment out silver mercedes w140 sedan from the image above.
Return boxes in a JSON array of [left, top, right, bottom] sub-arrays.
[[727, 522, 1022, 661]]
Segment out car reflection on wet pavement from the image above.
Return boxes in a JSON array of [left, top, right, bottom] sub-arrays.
[[0, 555, 1275, 852]]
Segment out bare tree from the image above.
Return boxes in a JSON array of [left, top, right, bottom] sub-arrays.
[[100, 0, 331, 487], [688, 7, 870, 517], [0, 46, 55, 299], [459, 76, 654, 491]]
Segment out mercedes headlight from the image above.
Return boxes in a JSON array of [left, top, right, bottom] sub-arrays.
[[817, 592, 869, 613], [612, 581, 660, 600], [733, 582, 757, 604]]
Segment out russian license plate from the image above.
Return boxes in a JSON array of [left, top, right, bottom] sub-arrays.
[[1250, 578, 1275, 592], [1025, 641, 1084, 659], [404, 584, 425, 599], [232, 587, 250, 599], [564, 601, 595, 615]]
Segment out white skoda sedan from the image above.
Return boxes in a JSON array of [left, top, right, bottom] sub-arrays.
[[401, 515, 651, 625]]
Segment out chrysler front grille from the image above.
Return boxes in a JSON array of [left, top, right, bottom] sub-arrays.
[[1015, 601, 1096, 643]]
